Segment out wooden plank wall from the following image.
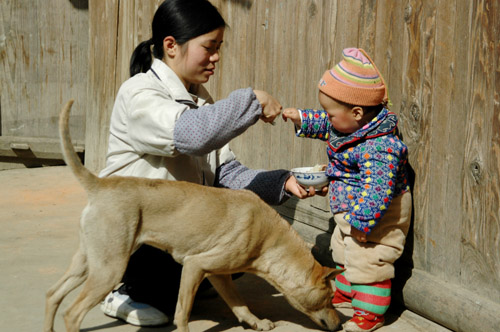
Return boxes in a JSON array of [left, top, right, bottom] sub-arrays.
[[85, 0, 163, 170], [0, 0, 88, 167]]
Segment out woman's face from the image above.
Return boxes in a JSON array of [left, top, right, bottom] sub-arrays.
[[167, 27, 224, 89]]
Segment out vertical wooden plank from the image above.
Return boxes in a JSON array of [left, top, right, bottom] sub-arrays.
[[413, 0, 437, 274], [0, 0, 36, 137], [86, 0, 161, 172], [461, 0, 500, 301], [318, 0, 339, 79], [373, 0, 406, 111], [115, 0, 136, 90], [0, 0, 9, 138], [419, 0, 466, 281], [134, 1, 163, 56], [488, 1, 500, 303], [398, 0, 430, 271], [115, 0, 162, 92], [85, 0, 119, 172], [488, 0, 500, 300], [358, 0, 377, 51], [0, 0, 88, 140], [334, 0, 361, 50], [412, 0, 438, 274], [37, 0, 86, 138]]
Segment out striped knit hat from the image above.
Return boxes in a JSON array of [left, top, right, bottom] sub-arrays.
[[318, 48, 389, 107]]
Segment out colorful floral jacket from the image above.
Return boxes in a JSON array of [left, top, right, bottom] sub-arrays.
[[296, 108, 410, 234]]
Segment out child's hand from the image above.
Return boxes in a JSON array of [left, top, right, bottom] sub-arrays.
[[350, 226, 367, 242], [282, 108, 301, 125]]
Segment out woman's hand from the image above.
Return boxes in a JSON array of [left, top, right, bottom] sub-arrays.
[[254, 90, 282, 124], [282, 107, 301, 125], [284, 176, 328, 199], [350, 226, 367, 243]]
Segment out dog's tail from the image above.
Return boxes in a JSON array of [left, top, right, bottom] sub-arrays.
[[59, 100, 99, 190]]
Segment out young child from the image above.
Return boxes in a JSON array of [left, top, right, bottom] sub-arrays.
[[282, 48, 412, 332]]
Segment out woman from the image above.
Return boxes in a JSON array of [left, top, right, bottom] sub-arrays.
[[99, 0, 321, 326]]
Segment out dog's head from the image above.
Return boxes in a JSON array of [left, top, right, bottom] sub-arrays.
[[286, 265, 344, 331]]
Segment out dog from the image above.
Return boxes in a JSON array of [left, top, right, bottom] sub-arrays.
[[44, 100, 343, 332]]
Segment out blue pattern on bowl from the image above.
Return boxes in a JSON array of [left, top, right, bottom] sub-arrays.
[[291, 167, 329, 189]]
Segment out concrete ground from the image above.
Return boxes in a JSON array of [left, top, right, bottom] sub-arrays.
[[0, 166, 451, 332]]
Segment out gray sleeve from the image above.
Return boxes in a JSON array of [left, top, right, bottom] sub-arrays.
[[174, 88, 261, 156], [215, 160, 292, 205]]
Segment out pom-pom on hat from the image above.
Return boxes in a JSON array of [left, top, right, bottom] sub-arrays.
[[318, 48, 390, 107]]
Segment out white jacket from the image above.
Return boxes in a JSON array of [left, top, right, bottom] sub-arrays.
[[99, 59, 236, 186]]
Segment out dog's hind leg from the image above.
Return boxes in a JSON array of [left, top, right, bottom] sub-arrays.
[[44, 248, 87, 332], [62, 258, 127, 332], [207, 274, 274, 331]]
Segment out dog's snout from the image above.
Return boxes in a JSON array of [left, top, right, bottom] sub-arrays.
[[320, 318, 337, 331]]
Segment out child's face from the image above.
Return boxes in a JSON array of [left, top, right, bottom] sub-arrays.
[[168, 27, 224, 88], [319, 91, 361, 134]]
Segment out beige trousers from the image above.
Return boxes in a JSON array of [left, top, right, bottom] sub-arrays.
[[330, 192, 412, 284]]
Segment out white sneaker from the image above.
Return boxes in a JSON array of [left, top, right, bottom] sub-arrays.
[[100, 291, 169, 326]]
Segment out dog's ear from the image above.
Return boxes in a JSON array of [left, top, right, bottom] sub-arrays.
[[322, 266, 345, 282]]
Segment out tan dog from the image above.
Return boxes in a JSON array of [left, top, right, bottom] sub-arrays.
[[44, 100, 343, 332]]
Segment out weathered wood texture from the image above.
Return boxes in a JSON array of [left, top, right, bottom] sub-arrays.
[[85, 0, 163, 171], [0, 0, 88, 168]]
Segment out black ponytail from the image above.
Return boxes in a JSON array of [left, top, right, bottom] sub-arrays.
[[129, 0, 226, 77], [129, 39, 154, 77]]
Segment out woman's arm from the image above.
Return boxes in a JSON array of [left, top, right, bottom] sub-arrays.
[[215, 160, 291, 205], [174, 88, 262, 156], [215, 160, 325, 205]]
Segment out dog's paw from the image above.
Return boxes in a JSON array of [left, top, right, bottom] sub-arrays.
[[252, 318, 275, 331]]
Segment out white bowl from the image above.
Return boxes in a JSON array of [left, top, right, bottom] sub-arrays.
[[291, 166, 329, 189]]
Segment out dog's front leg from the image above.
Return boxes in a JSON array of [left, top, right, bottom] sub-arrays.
[[174, 260, 206, 332], [207, 275, 275, 331]]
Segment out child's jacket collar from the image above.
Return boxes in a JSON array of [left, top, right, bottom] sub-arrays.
[[327, 108, 398, 152]]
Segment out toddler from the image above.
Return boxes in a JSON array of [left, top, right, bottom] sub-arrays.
[[282, 48, 412, 332]]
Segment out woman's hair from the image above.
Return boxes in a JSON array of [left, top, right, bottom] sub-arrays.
[[129, 0, 226, 77]]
